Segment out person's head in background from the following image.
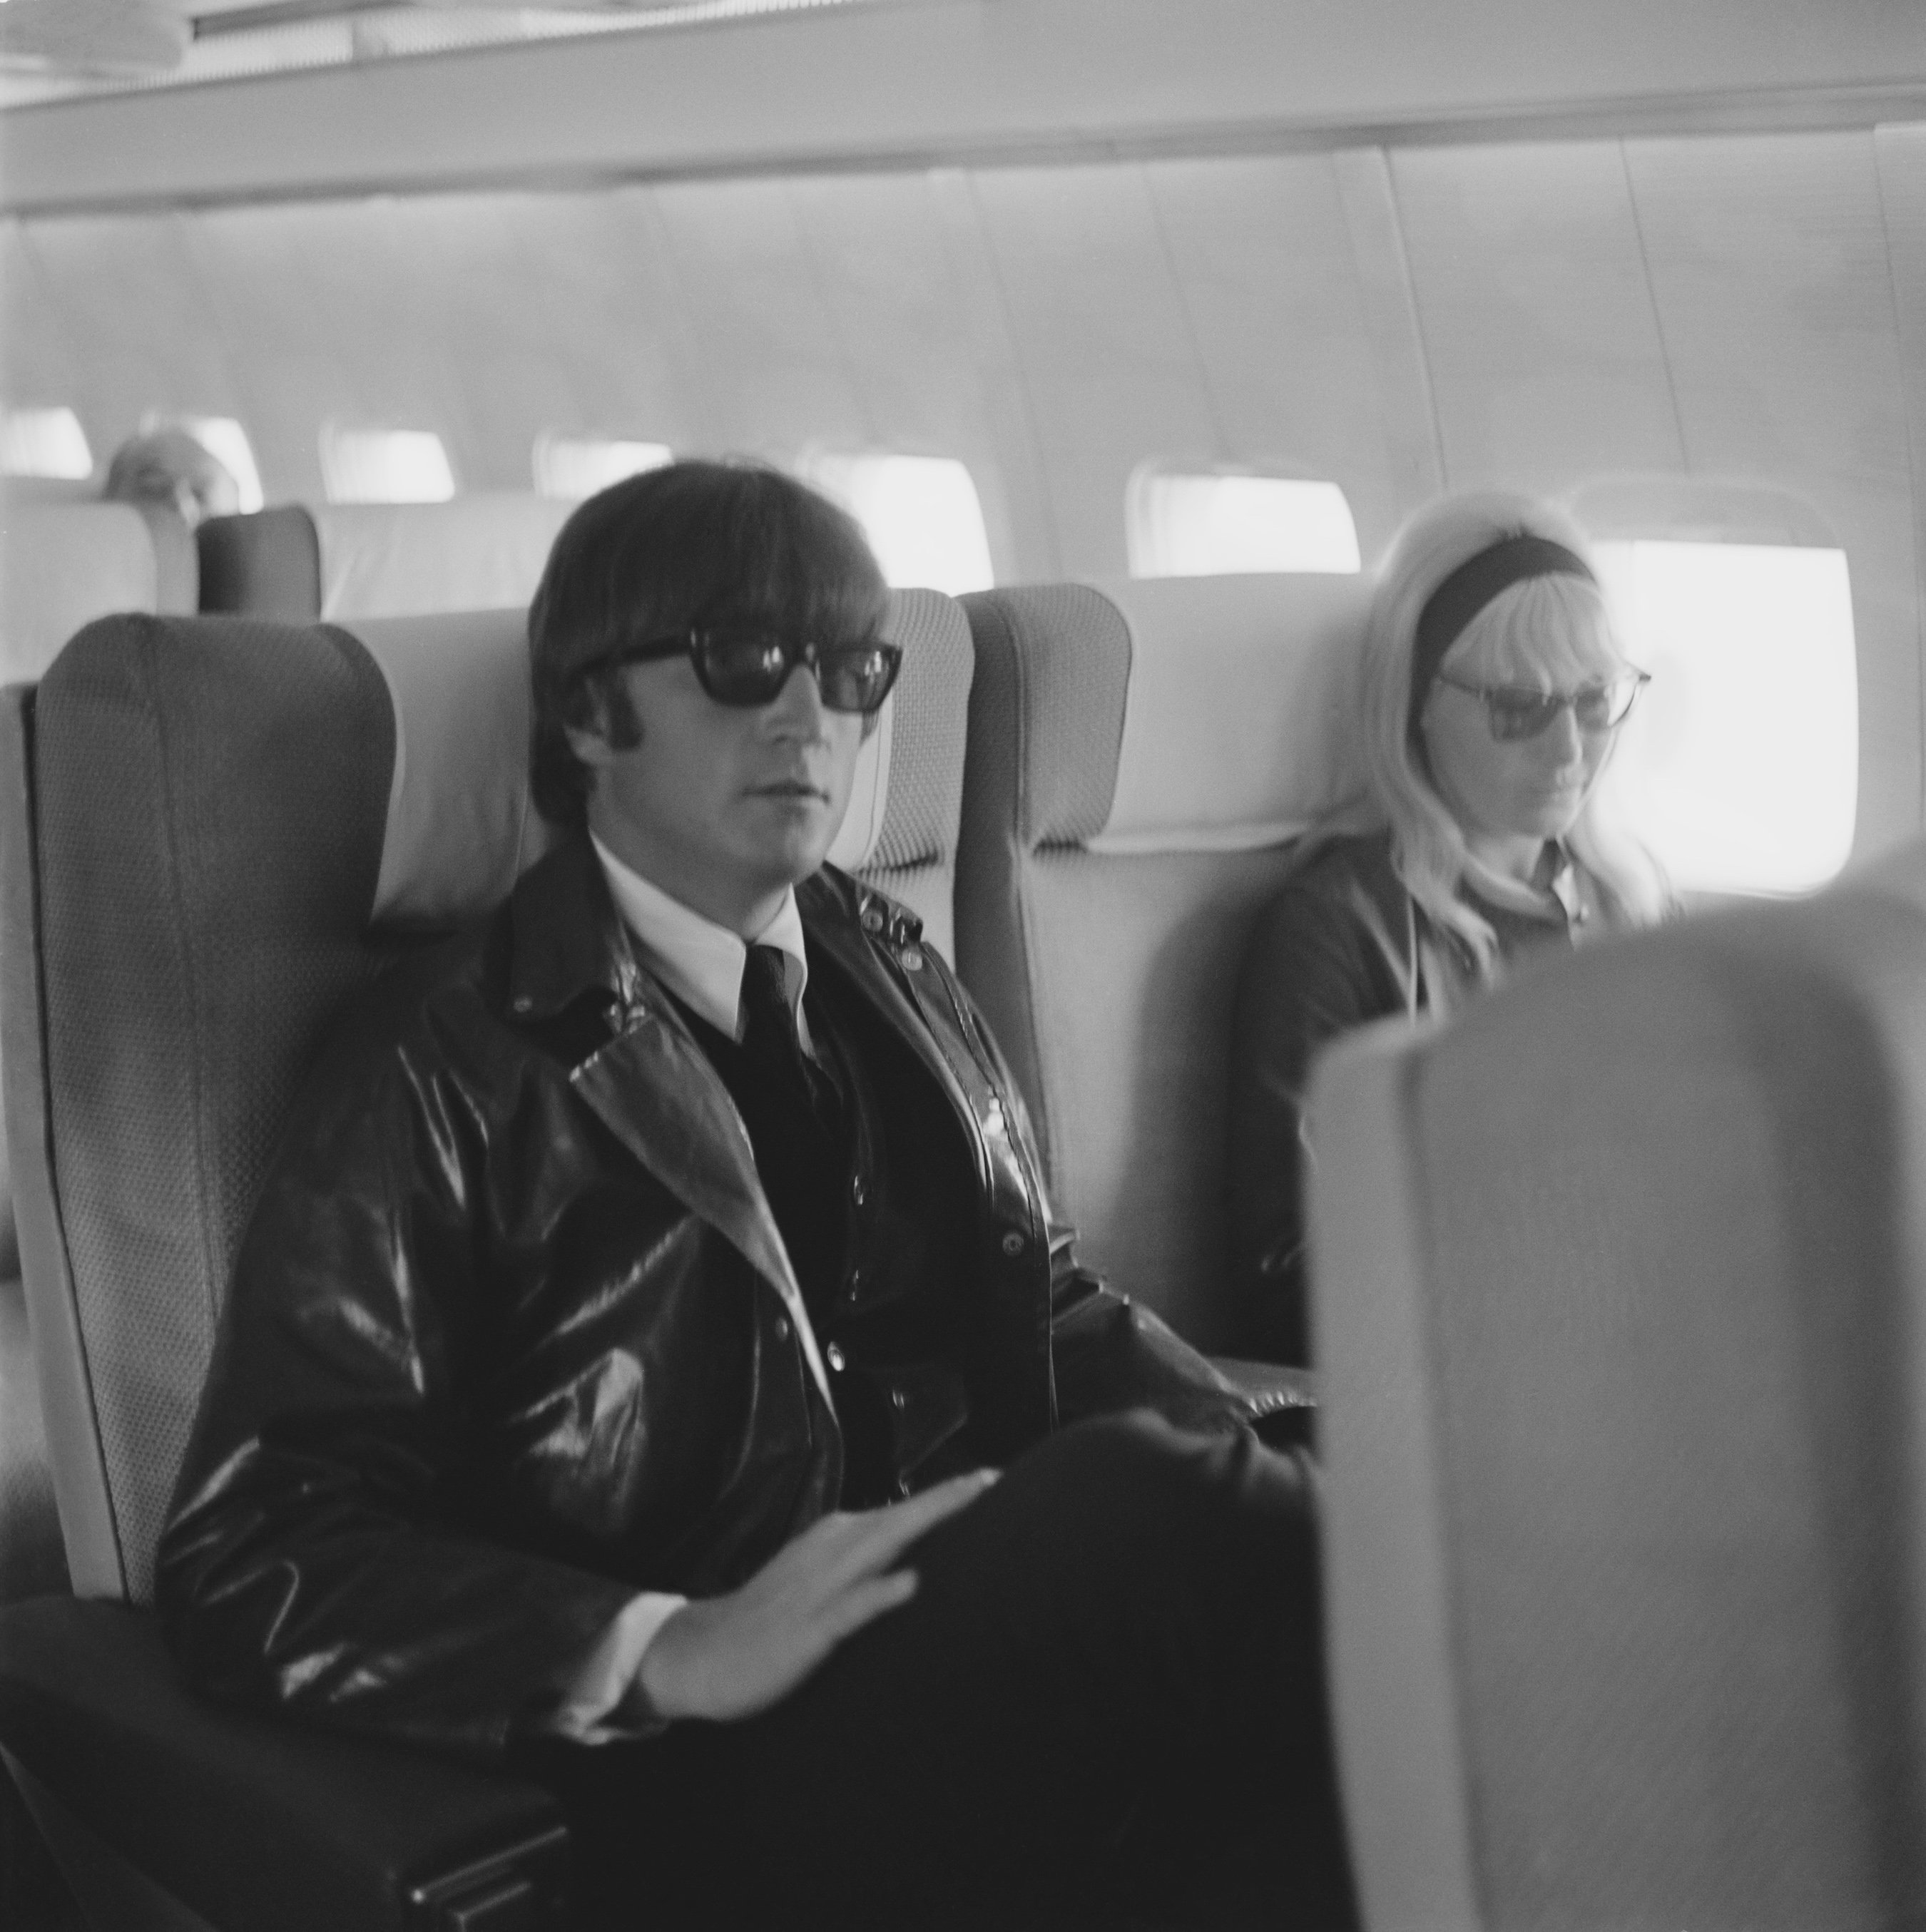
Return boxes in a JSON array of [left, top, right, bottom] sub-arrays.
[[103, 428, 241, 528], [1358, 489, 1668, 966]]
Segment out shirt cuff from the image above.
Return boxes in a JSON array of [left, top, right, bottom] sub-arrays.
[[548, 1591, 688, 1744]]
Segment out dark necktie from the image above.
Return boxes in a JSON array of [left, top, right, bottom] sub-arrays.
[[740, 944, 819, 1107]]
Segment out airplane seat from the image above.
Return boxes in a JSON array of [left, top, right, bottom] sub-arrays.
[[0, 586, 973, 1931], [0, 497, 196, 1616], [955, 574, 1370, 1351], [1308, 857, 1926, 1930], [197, 494, 575, 622]]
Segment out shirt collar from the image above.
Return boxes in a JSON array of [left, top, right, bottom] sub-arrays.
[[589, 832, 810, 1043]]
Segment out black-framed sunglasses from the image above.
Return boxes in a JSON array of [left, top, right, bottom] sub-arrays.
[[584, 625, 903, 714], [1434, 670, 1651, 744]]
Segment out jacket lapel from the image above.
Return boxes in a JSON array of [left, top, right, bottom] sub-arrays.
[[800, 875, 984, 1143], [506, 837, 830, 1401]]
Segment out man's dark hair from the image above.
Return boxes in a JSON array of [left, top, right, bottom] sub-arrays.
[[529, 459, 890, 826]]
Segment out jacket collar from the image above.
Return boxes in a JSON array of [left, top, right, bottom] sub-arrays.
[[506, 831, 646, 1023]]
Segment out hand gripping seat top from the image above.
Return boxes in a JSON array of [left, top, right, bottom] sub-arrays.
[[197, 495, 576, 622], [0, 588, 972, 1930], [956, 574, 1371, 1351], [1308, 844, 1926, 1932]]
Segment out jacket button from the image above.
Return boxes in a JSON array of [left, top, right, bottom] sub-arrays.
[[1000, 1230, 1025, 1257], [827, 1343, 846, 1372], [850, 1175, 866, 1207], [512, 995, 533, 1014], [774, 1316, 790, 1341], [890, 1389, 907, 1411], [900, 946, 924, 971], [861, 906, 885, 934]]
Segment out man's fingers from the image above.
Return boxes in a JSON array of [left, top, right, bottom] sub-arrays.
[[834, 1466, 999, 1579], [818, 1566, 919, 1645]]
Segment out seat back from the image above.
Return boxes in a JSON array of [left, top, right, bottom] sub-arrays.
[[2, 589, 972, 1602], [0, 499, 198, 685], [1309, 852, 1926, 1929], [197, 496, 575, 622], [0, 498, 198, 1284], [956, 575, 1370, 1346]]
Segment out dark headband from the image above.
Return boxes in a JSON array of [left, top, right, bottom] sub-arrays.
[[1407, 533, 1596, 742]]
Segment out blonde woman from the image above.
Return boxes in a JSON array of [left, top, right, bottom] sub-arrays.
[[1229, 490, 1667, 1363]]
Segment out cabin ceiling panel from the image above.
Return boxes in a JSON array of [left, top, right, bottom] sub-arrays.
[[968, 164, 1220, 578], [643, 178, 867, 461], [0, 220, 86, 419], [785, 171, 1036, 583], [1873, 123, 1926, 832], [1387, 140, 1685, 496], [499, 188, 720, 467], [1625, 129, 1922, 859], [11, 215, 243, 463], [1139, 152, 1416, 564], [1327, 148, 1447, 527], [183, 198, 492, 496]]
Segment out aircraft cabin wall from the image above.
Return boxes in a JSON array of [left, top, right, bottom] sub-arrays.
[[4, 123, 1926, 864]]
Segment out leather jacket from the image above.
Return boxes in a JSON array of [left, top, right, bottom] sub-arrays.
[[158, 836, 1279, 1759]]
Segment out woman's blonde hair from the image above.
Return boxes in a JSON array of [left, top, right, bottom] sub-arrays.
[[1347, 489, 1667, 968]]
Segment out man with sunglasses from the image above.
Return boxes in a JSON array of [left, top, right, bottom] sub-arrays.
[[160, 461, 1355, 1929]]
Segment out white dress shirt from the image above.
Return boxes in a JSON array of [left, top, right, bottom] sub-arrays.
[[551, 837, 817, 1742]]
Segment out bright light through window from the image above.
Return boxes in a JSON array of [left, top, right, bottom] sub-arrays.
[[1128, 472, 1360, 578], [804, 454, 994, 596], [1, 407, 93, 480], [534, 435, 673, 500], [320, 426, 456, 504], [1591, 540, 1857, 896], [144, 414, 265, 512]]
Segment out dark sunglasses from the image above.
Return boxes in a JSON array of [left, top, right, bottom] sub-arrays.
[[1434, 670, 1651, 744], [584, 625, 903, 714]]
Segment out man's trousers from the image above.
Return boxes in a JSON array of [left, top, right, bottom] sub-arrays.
[[516, 1411, 1357, 1931]]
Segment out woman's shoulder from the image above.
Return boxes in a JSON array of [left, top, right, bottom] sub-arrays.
[[1271, 827, 1406, 912], [1248, 827, 1415, 962]]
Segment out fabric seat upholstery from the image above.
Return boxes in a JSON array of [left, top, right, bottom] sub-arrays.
[[197, 495, 576, 622], [956, 575, 1370, 1349], [1308, 847, 1926, 1930]]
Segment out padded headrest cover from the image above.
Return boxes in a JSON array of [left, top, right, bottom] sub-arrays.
[[315, 496, 575, 622], [1085, 574, 1372, 854], [0, 501, 196, 680], [352, 587, 972, 925]]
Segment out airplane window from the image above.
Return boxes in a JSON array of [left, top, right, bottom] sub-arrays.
[[802, 454, 994, 596], [143, 414, 265, 512], [1127, 471, 1360, 578], [1591, 541, 1857, 896], [319, 426, 457, 504], [0, 406, 93, 480], [533, 434, 673, 499]]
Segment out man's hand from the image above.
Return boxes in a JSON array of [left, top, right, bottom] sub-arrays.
[[636, 1466, 997, 1724]]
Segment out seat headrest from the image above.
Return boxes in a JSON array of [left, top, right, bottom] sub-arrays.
[[0, 500, 196, 681], [349, 586, 972, 926], [987, 575, 1373, 855], [201, 496, 576, 623]]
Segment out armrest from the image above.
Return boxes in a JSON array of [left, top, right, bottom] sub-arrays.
[[0, 1598, 566, 1932], [1211, 1357, 1317, 1449]]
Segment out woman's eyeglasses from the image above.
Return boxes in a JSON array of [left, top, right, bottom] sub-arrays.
[[1434, 670, 1651, 744], [583, 627, 903, 714]]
